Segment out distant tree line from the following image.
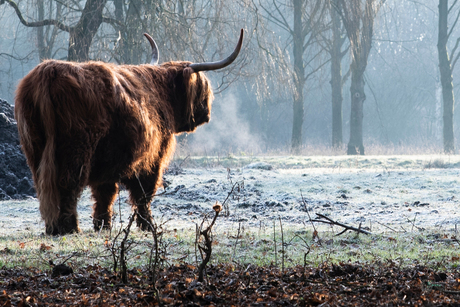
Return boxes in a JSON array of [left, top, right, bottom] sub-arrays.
[[1, 0, 460, 155]]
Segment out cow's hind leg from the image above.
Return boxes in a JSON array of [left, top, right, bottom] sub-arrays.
[[46, 186, 83, 235], [46, 131, 93, 235], [44, 170, 88, 235], [122, 173, 159, 231], [91, 182, 118, 231]]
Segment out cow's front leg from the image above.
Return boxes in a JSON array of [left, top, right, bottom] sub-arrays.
[[122, 172, 159, 231], [91, 182, 118, 231]]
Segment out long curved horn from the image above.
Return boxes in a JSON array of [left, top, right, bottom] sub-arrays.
[[143, 33, 159, 65], [189, 29, 244, 72]]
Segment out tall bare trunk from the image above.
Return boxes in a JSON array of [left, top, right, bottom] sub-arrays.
[[291, 0, 305, 151], [347, 71, 365, 154], [36, 1, 61, 61], [437, 0, 455, 153], [36, 1, 46, 61], [339, 0, 380, 155], [330, 1, 344, 148], [4, 0, 104, 62]]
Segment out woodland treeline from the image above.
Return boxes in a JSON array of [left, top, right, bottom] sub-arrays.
[[0, 0, 459, 155]]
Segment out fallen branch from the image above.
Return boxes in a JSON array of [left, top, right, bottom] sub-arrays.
[[375, 221, 397, 232], [309, 213, 372, 236], [405, 214, 425, 232]]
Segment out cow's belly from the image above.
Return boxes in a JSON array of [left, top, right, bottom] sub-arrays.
[[88, 135, 148, 184]]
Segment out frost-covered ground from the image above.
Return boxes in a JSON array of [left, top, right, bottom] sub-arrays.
[[2, 155, 460, 236]]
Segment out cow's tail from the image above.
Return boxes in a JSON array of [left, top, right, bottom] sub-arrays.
[[15, 64, 61, 229], [37, 89, 60, 229]]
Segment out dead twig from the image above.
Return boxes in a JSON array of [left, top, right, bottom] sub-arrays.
[[406, 213, 425, 231], [273, 219, 277, 267], [221, 180, 244, 217], [310, 213, 372, 236], [120, 210, 136, 284], [232, 222, 242, 261], [146, 217, 165, 307], [300, 192, 317, 233], [197, 202, 222, 283], [279, 217, 285, 274]]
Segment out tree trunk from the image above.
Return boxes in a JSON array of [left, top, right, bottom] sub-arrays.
[[125, 1, 144, 64], [340, 0, 380, 155], [4, 0, 106, 62], [113, 0, 147, 64], [437, 0, 455, 153], [68, 0, 107, 61], [330, 1, 344, 149], [291, 0, 305, 152], [347, 71, 365, 155], [37, 1, 46, 61], [36, 2, 61, 61], [113, 0, 127, 63]]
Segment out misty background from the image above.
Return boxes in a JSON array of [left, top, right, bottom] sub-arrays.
[[0, 0, 458, 155]]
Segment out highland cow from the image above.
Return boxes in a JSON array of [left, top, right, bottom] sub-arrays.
[[15, 29, 243, 235]]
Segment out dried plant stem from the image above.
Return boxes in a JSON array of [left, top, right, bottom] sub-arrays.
[[147, 220, 163, 307], [232, 222, 242, 261], [120, 210, 136, 284], [279, 217, 285, 274], [301, 192, 318, 235], [273, 219, 277, 267], [221, 180, 243, 217], [194, 223, 199, 266], [197, 203, 221, 283]]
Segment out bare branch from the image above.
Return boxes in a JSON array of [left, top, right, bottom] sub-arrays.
[[449, 0, 459, 14], [342, 65, 351, 86], [448, 5, 460, 40], [258, 0, 293, 34], [450, 36, 460, 65], [0, 51, 34, 61], [102, 16, 125, 28], [304, 52, 331, 82], [310, 213, 372, 235], [272, 0, 293, 34], [2, 0, 71, 32], [451, 48, 460, 71], [340, 44, 350, 58]]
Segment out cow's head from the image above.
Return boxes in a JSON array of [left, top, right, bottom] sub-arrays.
[[144, 30, 243, 133]]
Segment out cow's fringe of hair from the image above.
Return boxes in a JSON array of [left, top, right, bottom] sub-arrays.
[[184, 67, 196, 122], [183, 67, 214, 125]]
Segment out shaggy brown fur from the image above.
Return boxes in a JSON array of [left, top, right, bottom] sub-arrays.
[[15, 60, 213, 235]]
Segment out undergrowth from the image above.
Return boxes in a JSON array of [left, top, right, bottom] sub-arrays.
[[1, 221, 460, 272]]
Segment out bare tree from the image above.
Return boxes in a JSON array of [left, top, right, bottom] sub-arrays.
[[36, 0, 63, 60], [111, 0, 148, 64], [1, 0, 120, 61], [336, 0, 385, 155], [258, 0, 329, 151], [437, 0, 460, 154], [326, 0, 349, 149], [105, 0, 249, 91]]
